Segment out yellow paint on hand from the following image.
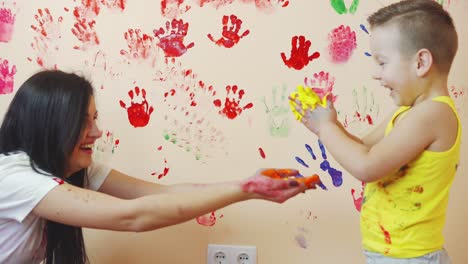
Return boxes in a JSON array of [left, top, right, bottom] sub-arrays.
[[289, 85, 329, 120]]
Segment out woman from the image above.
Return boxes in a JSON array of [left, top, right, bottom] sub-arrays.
[[0, 70, 311, 264]]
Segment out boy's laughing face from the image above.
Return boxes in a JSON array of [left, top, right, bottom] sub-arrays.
[[370, 23, 419, 106]]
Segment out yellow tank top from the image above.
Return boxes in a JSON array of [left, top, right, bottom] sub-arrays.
[[360, 96, 461, 258]]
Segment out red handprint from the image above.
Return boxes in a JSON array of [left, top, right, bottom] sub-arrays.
[[154, 19, 194, 57], [120, 28, 157, 66], [119, 86, 154, 128], [101, 0, 126, 11], [213, 85, 253, 120], [161, 0, 191, 19], [71, 18, 99, 50], [281, 35, 320, 70], [28, 8, 62, 69], [207, 14, 250, 48]]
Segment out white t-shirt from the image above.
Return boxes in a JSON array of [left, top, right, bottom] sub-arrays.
[[0, 152, 111, 264]]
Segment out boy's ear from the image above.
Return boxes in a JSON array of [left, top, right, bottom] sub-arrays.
[[414, 49, 433, 77]]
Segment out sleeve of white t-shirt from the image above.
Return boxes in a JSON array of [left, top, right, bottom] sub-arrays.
[[86, 161, 111, 191], [0, 168, 59, 223]]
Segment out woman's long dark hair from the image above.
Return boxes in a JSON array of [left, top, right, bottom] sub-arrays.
[[0, 70, 94, 264]]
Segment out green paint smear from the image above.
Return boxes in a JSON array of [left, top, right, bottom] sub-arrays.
[[330, 0, 360, 15]]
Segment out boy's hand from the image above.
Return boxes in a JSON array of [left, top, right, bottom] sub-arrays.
[[241, 169, 310, 203], [290, 96, 338, 136]]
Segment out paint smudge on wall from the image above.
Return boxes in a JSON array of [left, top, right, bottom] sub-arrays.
[[294, 227, 309, 249], [351, 181, 365, 212], [258, 147, 266, 159], [0, 1, 16, 43], [84, 50, 122, 90], [359, 24, 372, 57], [208, 14, 250, 48], [281, 35, 320, 70], [196, 0, 289, 13], [0, 58, 16, 95], [449, 85, 467, 114], [161, 0, 191, 19], [342, 86, 379, 135], [261, 84, 291, 137], [154, 18, 194, 57], [95, 130, 120, 154], [28, 8, 63, 69], [119, 86, 154, 128], [328, 25, 356, 64], [330, 0, 360, 15], [295, 140, 343, 189], [213, 85, 253, 120], [196, 211, 223, 226], [151, 158, 170, 179], [158, 61, 227, 160], [120, 28, 159, 67]]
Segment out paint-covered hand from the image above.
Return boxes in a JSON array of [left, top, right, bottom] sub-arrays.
[[240, 169, 310, 203], [290, 96, 338, 136]]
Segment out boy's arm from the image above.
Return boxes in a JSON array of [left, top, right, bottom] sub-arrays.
[[312, 103, 442, 182]]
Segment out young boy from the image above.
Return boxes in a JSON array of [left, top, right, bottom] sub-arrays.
[[291, 0, 459, 263]]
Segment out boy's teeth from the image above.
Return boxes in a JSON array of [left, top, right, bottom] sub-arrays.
[[82, 144, 94, 148]]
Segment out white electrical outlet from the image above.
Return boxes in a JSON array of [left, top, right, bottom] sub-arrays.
[[207, 244, 257, 264]]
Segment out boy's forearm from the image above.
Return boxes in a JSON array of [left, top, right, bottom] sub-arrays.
[[319, 122, 370, 181]]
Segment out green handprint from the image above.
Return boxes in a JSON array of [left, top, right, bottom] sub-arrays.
[[330, 0, 360, 15], [261, 84, 291, 137], [343, 86, 380, 134]]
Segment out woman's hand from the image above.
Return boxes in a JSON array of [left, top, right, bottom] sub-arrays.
[[240, 169, 311, 203]]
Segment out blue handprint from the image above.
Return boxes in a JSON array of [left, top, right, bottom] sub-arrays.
[[294, 140, 343, 189]]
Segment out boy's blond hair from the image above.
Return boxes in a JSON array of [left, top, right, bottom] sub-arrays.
[[367, 0, 457, 73]]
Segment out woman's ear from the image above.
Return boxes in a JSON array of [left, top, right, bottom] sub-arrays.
[[414, 48, 433, 77]]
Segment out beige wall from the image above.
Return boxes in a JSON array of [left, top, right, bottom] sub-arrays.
[[1, 0, 467, 263]]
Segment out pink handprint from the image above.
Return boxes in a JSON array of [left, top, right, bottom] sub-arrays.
[[119, 86, 154, 128], [213, 85, 253, 120], [304, 71, 337, 102], [0, 58, 16, 95], [328, 25, 357, 64], [207, 14, 250, 48], [0, 1, 16, 43], [281, 35, 320, 70], [120, 28, 158, 66], [154, 19, 194, 57]]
